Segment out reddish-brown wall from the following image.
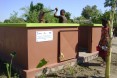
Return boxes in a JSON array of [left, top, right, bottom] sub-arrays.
[[59, 30, 78, 62], [0, 26, 102, 71], [78, 27, 92, 52], [27, 27, 79, 69], [78, 26, 101, 52], [91, 27, 101, 52], [0, 27, 28, 69]]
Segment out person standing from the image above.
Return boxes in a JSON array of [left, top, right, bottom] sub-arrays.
[[38, 9, 55, 23], [97, 18, 110, 66], [54, 8, 67, 23], [38, 10, 45, 23]]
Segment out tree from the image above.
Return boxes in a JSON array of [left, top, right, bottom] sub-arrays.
[[4, 19, 11, 23], [81, 5, 103, 23], [104, 0, 117, 7], [65, 12, 74, 23], [21, 1, 44, 22], [43, 8, 58, 23], [103, 10, 111, 19], [103, 10, 117, 23], [34, 3, 44, 12], [104, 0, 117, 78], [73, 16, 88, 24], [91, 12, 103, 24], [4, 11, 25, 23], [21, 2, 59, 23], [81, 5, 92, 19], [104, 0, 117, 23]]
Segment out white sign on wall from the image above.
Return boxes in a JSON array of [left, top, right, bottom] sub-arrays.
[[36, 31, 53, 42]]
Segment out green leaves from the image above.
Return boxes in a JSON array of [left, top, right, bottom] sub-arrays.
[[4, 51, 16, 78], [21, 2, 44, 23], [5, 63, 11, 78], [80, 5, 102, 24], [10, 51, 16, 58], [81, 5, 102, 20], [4, 11, 25, 23], [36, 58, 48, 68], [104, 0, 117, 7]]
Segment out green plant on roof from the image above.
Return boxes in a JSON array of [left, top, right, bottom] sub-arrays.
[[36, 58, 48, 68]]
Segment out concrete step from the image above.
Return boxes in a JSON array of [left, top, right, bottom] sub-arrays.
[[78, 51, 99, 63]]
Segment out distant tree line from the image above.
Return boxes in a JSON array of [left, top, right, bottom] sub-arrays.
[[3, 1, 72, 23], [1, 0, 117, 24]]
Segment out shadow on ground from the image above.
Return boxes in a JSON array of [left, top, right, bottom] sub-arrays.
[[78, 62, 101, 67]]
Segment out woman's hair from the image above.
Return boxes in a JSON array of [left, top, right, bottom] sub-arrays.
[[102, 18, 108, 27], [60, 9, 65, 15]]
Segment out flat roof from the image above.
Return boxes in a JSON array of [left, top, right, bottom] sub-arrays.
[[0, 23, 102, 27]]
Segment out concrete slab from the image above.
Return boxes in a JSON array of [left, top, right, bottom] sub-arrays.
[[78, 51, 99, 63]]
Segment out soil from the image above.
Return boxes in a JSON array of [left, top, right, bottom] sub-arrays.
[[45, 53, 117, 78], [45, 37, 117, 78]]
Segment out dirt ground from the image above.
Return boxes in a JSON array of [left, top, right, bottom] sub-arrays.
[[45, 37, 117, 78], [45, 53, 117, 78]]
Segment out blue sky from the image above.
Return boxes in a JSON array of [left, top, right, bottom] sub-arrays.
[[0, 0, 110, 22]]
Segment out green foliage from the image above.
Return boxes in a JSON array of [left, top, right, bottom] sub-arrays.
[[27, 10, 39, 23], [104, 0, 117, 24], [21, 2, 44, 23], [74, 16, 86, 21], [43, 8, 58, 23], [81, 5, 91, 19], [91, 13, 103, 24], [3, 1, 72, 23], [65, 12, 71, 20], [5, 51, 16, 78], [35, 3, 44, 11], [39, 74, 46, 78], [101, 10, 117, 23], [20, 7, 29, 19], [4, 19, 11, 23], [65, 12, 73, 23], [4, 11, 25, 23], [5, 63, 10, 78], [104, 0, 117, 7], [73, 16, 92, 24], [10, 51, 16, 58], [81, 5, 103, 23], [65, 64, 75, 75], [36, 58, 47, 68], [29, 1, 44, 12], [67, 19, 74, 23], [102, 10, 111, 20], [21, 1, 72, 23]]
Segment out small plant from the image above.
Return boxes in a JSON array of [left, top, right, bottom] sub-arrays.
[[37, 58, 48, 78], [38, 67, 48, 78], [39, 74, 46, 78], [36, 58, 48, 68], [66, 64, 75, 75], [5, 51, 16, 78]]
